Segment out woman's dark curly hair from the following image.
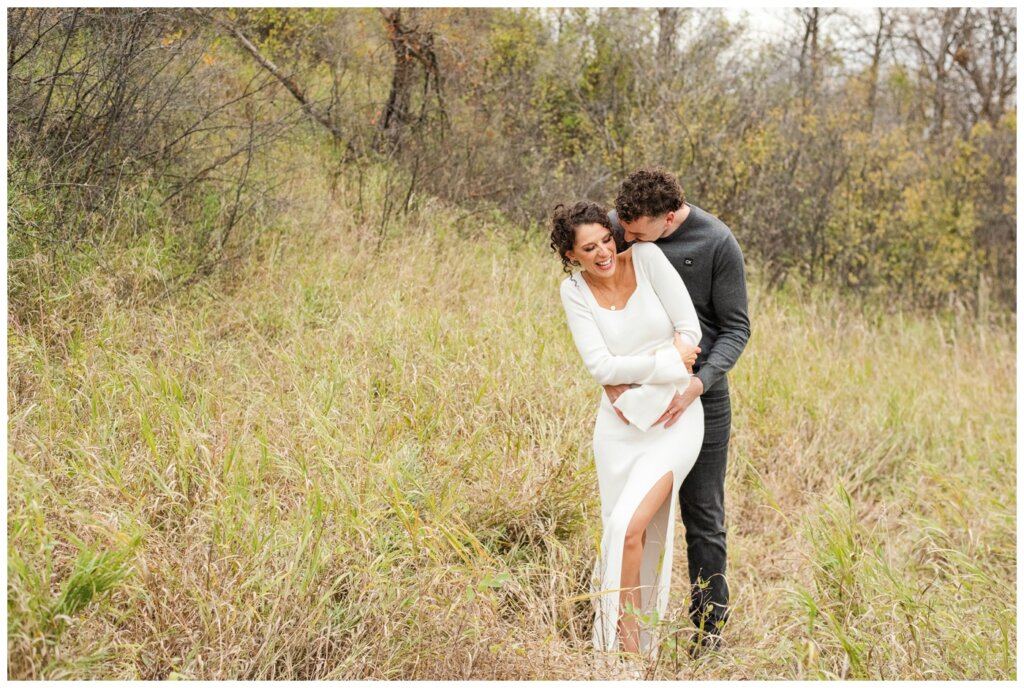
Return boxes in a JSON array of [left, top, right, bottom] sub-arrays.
[[550, 200, 614, 274], [614, 167, 686, 223]]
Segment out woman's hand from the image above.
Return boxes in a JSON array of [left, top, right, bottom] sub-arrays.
[[603, 384, 633, 425], [673, 332, 701, 374]]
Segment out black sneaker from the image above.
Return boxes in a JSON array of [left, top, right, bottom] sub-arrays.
[[686, 630, 724, 658]]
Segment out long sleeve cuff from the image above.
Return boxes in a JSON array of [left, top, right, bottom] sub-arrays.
[[613, 383, 676, 431], [648, 345, 689, 383], [695, 365, 720, 395]]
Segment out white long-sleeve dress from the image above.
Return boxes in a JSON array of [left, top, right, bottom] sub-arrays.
[[560, 242, 705, 657]]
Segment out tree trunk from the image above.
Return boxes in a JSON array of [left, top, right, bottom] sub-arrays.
[[656, 8, 681, 70], [379, 9, 415, 153], [865, 9, 891, 132], [377, 8, 443, 154]]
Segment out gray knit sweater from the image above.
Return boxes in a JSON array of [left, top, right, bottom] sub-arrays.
[[609, 204, 750, 395]]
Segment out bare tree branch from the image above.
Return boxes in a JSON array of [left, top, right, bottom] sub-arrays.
[[197, 9, 346, 143]]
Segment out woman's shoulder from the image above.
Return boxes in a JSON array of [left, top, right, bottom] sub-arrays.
[[630, 241, 660, 260], [560, 273, 584, 296], [559, 274, 592, 313], [629, 241, 666, 272]]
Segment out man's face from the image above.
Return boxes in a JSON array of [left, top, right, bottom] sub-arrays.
[[620, 212, 672, 243]]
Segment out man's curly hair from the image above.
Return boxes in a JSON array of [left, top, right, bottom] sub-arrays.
[[614, 167, 686, 223], [550, 200, 614, 274]]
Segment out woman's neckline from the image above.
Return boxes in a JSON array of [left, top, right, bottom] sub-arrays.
[[579, 248, 642, 312]]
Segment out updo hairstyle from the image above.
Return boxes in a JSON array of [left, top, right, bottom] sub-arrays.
[[550, 200, 614, 274]]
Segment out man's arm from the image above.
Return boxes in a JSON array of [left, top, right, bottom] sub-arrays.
[[656, 232, 750, 428], [694, 232, 750, 394]]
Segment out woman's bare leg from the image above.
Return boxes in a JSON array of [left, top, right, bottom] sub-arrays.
[[618, 471, 674, 655]]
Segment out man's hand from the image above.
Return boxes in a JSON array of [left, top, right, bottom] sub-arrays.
[[603, 383, 632, 424], [673, 333, 701, 373], [654, 376, 704, 428]]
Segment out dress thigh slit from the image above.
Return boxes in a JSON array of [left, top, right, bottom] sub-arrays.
[[594, 463, 678, 655]]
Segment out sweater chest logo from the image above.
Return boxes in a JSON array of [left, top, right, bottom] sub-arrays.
[[683, 258, 694, 266]]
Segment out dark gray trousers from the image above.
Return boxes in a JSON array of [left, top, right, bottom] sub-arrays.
[[678, 376, 731, 634]]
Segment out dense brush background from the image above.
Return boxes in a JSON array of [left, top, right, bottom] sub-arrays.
[[6, 7, 1016, 679]]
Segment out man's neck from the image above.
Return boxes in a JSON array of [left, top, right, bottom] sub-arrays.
[[660, 203, 691, 240]]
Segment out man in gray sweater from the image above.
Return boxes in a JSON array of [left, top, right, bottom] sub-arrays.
[[606, 167, 750, 655]]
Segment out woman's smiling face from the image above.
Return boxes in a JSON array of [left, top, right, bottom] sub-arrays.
[[567, 223, 617, 277]]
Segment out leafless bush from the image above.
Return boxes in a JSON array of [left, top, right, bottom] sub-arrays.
[[8, 8, 305, 294]]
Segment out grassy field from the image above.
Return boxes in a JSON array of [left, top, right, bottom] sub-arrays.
[[7, 148, 1016, 680]]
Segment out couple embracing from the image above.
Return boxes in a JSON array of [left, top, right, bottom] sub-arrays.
[[550, 167, 750, 668]]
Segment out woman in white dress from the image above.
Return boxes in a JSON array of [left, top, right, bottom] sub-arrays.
[[551, 201, 705, 661]]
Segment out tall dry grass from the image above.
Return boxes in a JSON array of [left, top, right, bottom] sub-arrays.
[[7, 143, 1016, 679]]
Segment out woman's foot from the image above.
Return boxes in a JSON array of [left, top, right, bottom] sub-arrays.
[[618, 615, 641, 654]]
